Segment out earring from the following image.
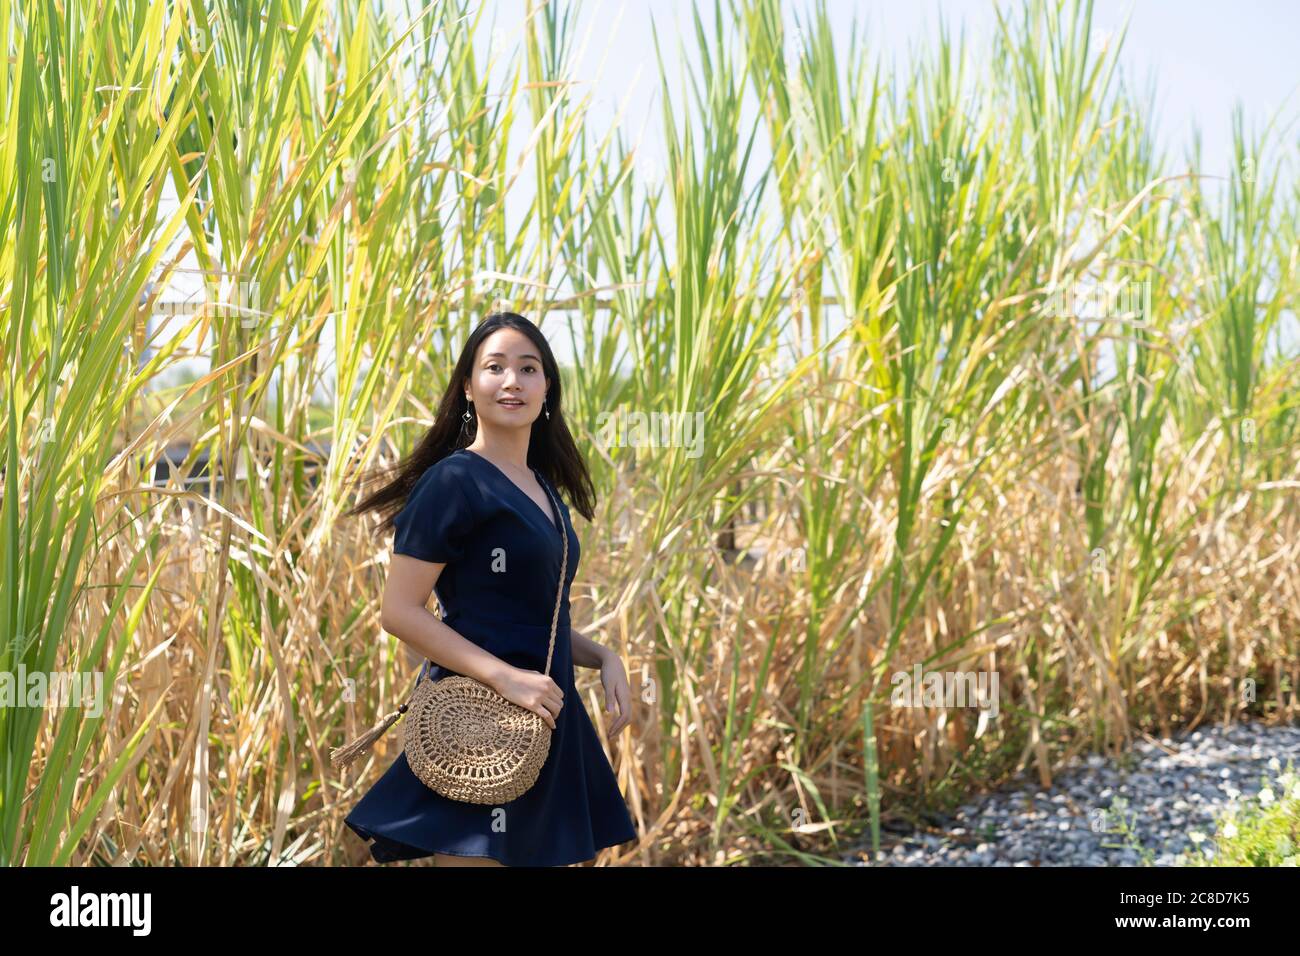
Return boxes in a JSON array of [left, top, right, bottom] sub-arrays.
[[544, 402, 550, 420], [462, 399, 473, 423]]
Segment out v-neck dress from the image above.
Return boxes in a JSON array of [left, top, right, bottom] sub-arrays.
[[343, 448, 637, 866]]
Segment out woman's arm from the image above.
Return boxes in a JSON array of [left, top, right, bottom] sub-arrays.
[[381, 555, 514, 688], [381, 554, 564, 728], [571, 625, 633, 735], [569, 625, 614, 669]]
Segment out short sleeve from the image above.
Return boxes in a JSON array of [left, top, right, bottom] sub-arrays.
[[391, 460, 476, 563]]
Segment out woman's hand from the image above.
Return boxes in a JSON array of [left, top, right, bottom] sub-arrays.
[[494, 667, 564, 730], [599, 651, 632, 736]]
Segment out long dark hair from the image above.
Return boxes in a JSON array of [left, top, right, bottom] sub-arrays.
[[346, 312, 597, 532]]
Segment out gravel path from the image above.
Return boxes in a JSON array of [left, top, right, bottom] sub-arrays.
[[845, 721, 1300, 866]]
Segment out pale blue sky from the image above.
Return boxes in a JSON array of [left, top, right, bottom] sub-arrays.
[[473, 0, 1300, 368], [555, 0, 1300, 184]]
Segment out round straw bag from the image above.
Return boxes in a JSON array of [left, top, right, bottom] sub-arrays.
[[330, 473, 568, 805]]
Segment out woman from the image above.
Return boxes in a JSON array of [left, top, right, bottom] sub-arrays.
[[341, 312, 638, 867]]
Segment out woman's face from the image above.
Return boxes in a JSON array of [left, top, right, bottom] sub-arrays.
[[465, 328, 549, 430]]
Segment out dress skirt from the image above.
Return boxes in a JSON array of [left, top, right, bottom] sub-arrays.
[[344, 616, 637, 867]]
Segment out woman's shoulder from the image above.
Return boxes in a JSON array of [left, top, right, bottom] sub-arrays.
[[409, 451, 480, 507], [392, 451, 481, 564]]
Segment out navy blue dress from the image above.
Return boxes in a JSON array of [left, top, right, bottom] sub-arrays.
[[344, 448, 637, 866]]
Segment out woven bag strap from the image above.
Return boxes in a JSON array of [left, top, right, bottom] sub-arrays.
[[539, 473, 567, 677]]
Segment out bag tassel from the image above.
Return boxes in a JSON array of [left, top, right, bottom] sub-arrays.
[[330, 702, 409, 768]]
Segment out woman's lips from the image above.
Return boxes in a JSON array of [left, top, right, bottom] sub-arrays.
[[498, 399, 525, 407]]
